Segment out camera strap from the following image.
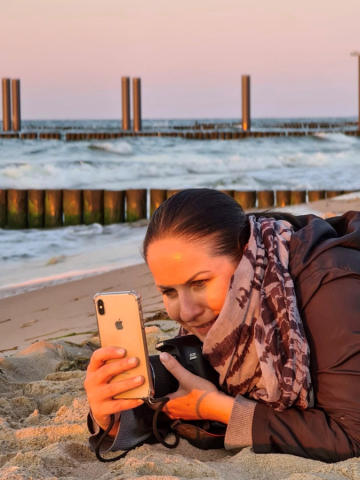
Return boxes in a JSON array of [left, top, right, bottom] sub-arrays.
[[95, 397, 180, 463]]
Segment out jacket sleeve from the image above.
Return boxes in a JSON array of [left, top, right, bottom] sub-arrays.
[[88, 405, 172, 454], [251, 276, 360, 462]]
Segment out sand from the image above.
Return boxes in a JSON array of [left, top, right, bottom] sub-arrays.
[[1, 193, 360, 480]]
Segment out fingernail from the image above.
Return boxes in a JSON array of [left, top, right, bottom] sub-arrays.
[[160, 352, 170, 362], [134, 376, 143, 383], [128, 357, 137, 365], [116, 348, 125, 356]]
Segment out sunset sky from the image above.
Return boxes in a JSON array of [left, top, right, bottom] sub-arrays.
[[1, 0, 360, 119]]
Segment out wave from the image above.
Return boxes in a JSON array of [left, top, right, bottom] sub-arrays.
[[88, 142, 133, 155]]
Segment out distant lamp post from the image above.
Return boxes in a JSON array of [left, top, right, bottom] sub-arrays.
[[351, 51, 360, 131]]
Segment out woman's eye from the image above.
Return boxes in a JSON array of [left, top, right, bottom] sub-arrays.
[[192, 280, 207, 288], [162, 289, 176, 297]]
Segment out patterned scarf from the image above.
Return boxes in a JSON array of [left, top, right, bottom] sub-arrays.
[[183, 215, 314, 412]]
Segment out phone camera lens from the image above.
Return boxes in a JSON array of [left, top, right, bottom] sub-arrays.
[[97, 299, 105, 315]]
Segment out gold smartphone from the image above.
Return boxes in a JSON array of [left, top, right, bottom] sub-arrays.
[[94, 290, 154, 400]]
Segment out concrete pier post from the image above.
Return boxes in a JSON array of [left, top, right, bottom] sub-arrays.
[[242, 75, 251, 132], [2, 79, 11, 131], [12, 79, 21, 131], [122, 77, 131, 131], [133, 78, 142, 132]]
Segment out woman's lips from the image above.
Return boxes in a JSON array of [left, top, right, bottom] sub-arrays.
[[193, 316, 218, 334]]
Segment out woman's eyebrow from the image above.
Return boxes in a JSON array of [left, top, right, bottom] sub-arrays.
[[157, 270, 211, 289]]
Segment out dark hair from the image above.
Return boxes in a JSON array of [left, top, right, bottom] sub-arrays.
[[142, 188, 303, 264]]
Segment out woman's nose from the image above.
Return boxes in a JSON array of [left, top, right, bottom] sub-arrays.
[[178, 294, 203, 324]]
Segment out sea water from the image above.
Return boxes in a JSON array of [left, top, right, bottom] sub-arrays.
[[1, 117, 360, 296]]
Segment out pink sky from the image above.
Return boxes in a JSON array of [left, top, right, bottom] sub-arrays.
[[1, 0, 360, 119]]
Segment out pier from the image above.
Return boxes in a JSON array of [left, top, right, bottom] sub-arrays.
[[0, 188, 354, 229]]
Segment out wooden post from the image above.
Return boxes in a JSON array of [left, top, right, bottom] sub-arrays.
[[122, 77, 131, 131], [7, 189, 27, 228], [63, 190, 83, 226], [242, 75, 251, 132], [83, 190, 104, 225], [0, 190, 6, 227], [104, 190, 125, 225], [233, 191, 257, 210], [126, 189, 147, 222], [257, 190, 274, 208], [2, 79, 11, 131], [308, 190, 326, 202], [290, 191, 306, 205], [220, 190, 234, 197], [28, 190, 45, 228], [276, 190, 291, 207], [150, 189, 167, 217], [45, 190, 63, 227], [133, 78, 142, 132], [326, 190, 344, 199], [166, 189, 182, 199], [11, 79, 21, 131]]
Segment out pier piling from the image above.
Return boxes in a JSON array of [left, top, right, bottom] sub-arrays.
[[242, 75, 251, 132], [276, 190, 291, 207], [308, 190, 326, 202], [63, 190, 83, 226], [2, 79, 11, 131], [104, 190, 125, 225], [7, 189, 27, 228], [133, 78, 142, 132], [28, 190, 45, 228], [326, 190, 344, 199], [0, 190, 6, 227], [233, 191, 257, 210], [122, 77, 131, 131], [290, 190, 306, 205], [83, 190, 104, 225], [150, 189, 167, 217], [11, 79, 21, 131], [45, 190, 63, 227], [126, 189, 147, 222], [257, 190, 274, 208]]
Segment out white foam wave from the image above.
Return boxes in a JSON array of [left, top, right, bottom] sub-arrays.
[[89, 142, 133, 155]]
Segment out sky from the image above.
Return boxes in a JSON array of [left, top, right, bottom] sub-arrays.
[[1, 0, 360, 119]]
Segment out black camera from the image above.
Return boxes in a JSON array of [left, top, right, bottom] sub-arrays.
[[149, 335, 220, 398]]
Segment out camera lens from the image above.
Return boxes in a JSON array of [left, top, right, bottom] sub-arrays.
[[97, 299, 105, 315]]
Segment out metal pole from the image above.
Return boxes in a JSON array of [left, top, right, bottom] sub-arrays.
[[12, 79, 21, 131], [2, 79, 11, 131], [242, 75, 251, 132], [133, 78, 142, 132], [122, 77, 130, 131], [358, 56, 360, 131]]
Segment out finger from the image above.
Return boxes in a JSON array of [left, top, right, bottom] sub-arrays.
[[87, 347, 126, 372], [97, 356, 140, 384], [100, 398, 144, 416], [102, 375, 145, 401], [159, 352, 189, 382]]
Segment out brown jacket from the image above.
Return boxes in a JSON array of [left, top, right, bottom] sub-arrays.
[[253, 211, 360, 462]]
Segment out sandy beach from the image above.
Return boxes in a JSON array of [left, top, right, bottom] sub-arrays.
[[1, 193, 360, 480]]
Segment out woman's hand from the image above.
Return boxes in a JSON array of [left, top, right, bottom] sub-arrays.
[[158, 352, 235, 424], [84, 346, 144, 436]]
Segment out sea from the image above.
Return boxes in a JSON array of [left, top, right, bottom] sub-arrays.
[[1, 117, 360, 298]]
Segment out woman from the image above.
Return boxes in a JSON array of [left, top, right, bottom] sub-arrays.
[[85, 188, 360, 462]]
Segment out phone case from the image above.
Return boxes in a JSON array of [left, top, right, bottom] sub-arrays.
[[94, 290, 154, 400]]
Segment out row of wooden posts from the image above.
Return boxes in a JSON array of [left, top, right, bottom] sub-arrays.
[[0, 188, 353, 229], [1, 130, 360, 141]]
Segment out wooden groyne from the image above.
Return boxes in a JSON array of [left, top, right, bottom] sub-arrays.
[[0, 188, 355, 229], [0, 130, 359, 141]]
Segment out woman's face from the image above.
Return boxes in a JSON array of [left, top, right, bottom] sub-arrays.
[[147, 237, 238, 341]]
